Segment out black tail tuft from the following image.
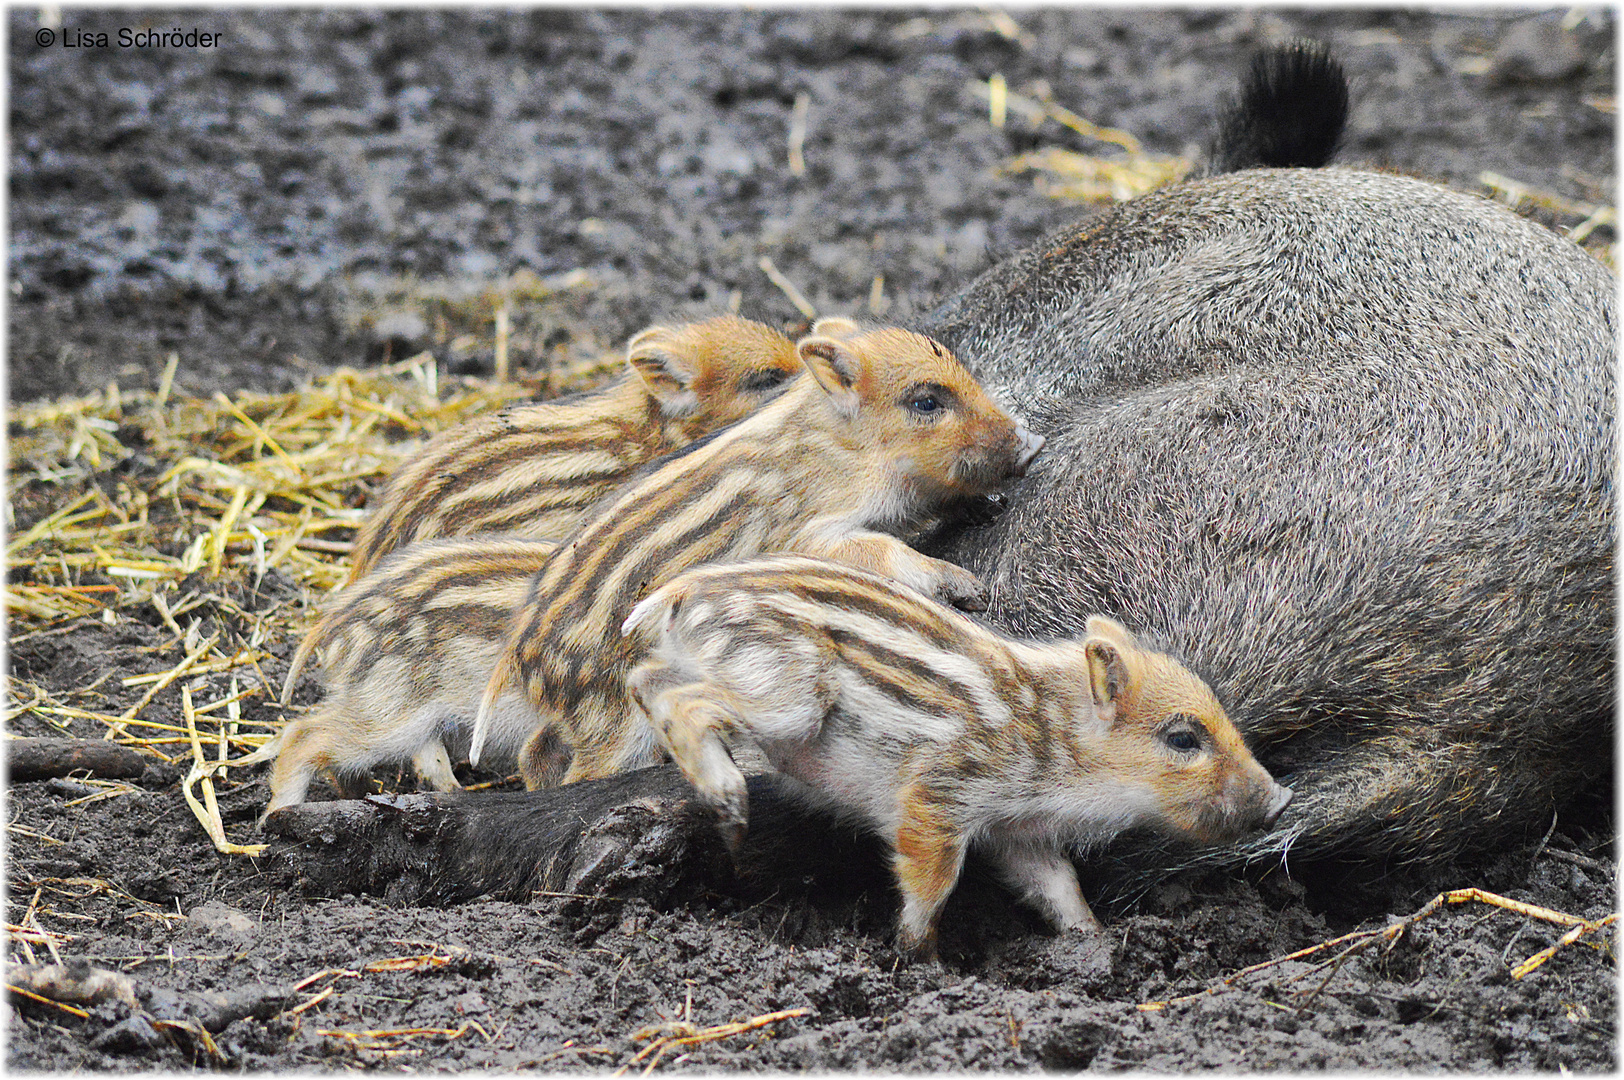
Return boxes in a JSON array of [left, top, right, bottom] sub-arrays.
[[1205, 42, 1350, 175]]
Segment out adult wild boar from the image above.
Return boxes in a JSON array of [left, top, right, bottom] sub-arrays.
[[919, 159, 1614, 875]]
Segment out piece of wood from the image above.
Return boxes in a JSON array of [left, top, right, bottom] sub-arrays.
[[8, 960, 139, 1010], [9, 960, 290, 1035], [264, 767, 891, 914], [6, 738, 150, 782]]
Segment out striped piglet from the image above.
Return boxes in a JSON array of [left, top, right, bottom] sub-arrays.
[[622, 555, 1292, 960]]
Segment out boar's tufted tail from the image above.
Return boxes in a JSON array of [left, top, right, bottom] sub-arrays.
[[1204, 41, 1349, 174]]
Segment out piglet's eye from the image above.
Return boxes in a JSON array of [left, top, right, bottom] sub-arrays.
[[740, 370, 790, 394], [1161, 719, 1204, 754], [902, 382, 957, 418]]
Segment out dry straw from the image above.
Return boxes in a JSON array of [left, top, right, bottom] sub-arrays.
[[975, 76, 1193, 203], [7, 348, 616, 850], [617, 981, 810, 1076]]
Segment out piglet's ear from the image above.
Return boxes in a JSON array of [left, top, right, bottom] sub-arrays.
[[809, 316, 861, 340], [797, 336, 864, 418], [1085, 638, 1131, 727], [1084, 615, 1138, 650], [627, 326, 700, 418]]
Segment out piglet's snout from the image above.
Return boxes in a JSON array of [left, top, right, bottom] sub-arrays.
[[1012, 426, 1045, 476], [1260, 782, 1293, 830]]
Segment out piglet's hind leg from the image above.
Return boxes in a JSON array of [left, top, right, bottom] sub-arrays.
[[627, 660, 750, 853], [988, 844, 1101, 934]]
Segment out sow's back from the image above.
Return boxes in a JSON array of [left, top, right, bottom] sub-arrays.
[[921, 166, 1615, 873]]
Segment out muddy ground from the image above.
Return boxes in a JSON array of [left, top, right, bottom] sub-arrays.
[[6, 6, 1617, 1073]]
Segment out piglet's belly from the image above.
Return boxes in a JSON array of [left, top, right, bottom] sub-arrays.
[[762, 734, 910, 835]]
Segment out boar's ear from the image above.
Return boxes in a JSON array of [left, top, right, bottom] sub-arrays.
[[809, 316, 861, 340], [1085, 637, 1133, 727], [1084, 616, 1138, 649], [798, 335, 864, 418], [627, 326, 700, 418]]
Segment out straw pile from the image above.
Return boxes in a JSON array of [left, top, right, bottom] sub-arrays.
[[6, 345, 619, 850]]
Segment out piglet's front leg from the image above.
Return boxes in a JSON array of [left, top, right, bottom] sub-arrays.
[[794, 528, 989, 612], [987, 844, 1114, 982]]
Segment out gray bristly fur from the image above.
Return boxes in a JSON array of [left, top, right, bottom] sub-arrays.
[[921, 166, 1614, 876]]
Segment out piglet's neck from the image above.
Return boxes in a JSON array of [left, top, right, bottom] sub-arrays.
[[733, 377, 823, 436], [1007, 639, 1111, 732], [764, 377, 851, 438], [736, 383, 904, 489]]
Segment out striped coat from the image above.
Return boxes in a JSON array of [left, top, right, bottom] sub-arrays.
[[264, 536, 558, 815], [346, 316, 802, 583], [623, 555, 1292, 959]]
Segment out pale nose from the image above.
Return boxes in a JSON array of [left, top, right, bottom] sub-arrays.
[[1261, 783, 1294, 829], [1013, 426, 1045, 475]]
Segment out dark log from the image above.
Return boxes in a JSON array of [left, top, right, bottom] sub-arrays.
[[7, 738, 151, 782], [263, 766, 893, 923]]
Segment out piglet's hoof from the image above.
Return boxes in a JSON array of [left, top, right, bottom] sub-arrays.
[[934, 564, 990, 612]]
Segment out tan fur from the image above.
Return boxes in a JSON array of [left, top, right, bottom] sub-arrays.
[[621, 556, 1292, 959], [471, 323, 1044, 786], [262, 536, 557, 817], [345, 315, 802, 584]]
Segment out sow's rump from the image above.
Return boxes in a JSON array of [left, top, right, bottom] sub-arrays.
[[921, 166, 1615, 872]]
